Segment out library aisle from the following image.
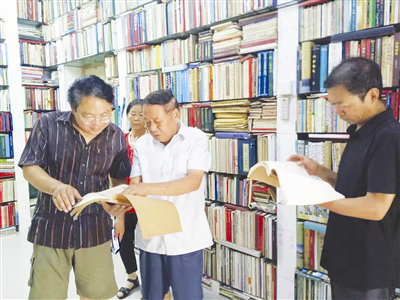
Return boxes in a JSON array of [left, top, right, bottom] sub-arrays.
[[0, 225, 225, 300]]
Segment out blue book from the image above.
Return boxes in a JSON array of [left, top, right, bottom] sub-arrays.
[[268, 50, 274, 96], [238, 138, 257, 175], [303, 221, 327, 234], [257, 51, 264, 96], [263, 51, 268, 96], [386, 93, 391, 108], [319, 45, 328, 92], [215, 132, 252, 139]]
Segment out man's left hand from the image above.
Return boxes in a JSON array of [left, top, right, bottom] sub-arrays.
[[123, 183, 151, 197]]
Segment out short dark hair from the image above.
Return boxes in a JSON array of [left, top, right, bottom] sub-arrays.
[[324, 57, 383, 101], [126, 99, 143, 115], [68, 75, 114, 110], [143, 89, 178, 112]]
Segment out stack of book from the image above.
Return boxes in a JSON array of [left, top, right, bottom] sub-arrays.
[[239, 11, 278, 54], [211, 99, 250, 132], [248, 97, 277, 133], [211, 21, 242, 64]]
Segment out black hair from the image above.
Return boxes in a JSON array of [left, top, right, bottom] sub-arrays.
[[67, 75, 114, 110], [143, 89, 178, 112], [126, 99, 143, 116], [324, 57, 383, 101]]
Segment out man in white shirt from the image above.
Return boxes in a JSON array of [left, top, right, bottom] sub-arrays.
[[121, 89, 212, 300]]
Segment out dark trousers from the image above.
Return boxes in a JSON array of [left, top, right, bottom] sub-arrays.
[[331, 281, 395, 300], [119, 213, 138, 274]]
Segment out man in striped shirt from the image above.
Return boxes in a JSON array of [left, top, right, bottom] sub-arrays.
[[19, 75, 131, 300]]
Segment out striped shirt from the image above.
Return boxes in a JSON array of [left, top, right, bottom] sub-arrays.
[[19, 111, 130, 249]]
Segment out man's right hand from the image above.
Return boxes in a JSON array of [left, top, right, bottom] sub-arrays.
[[52, 184, 83, 213], [288, 154, 320, 176]]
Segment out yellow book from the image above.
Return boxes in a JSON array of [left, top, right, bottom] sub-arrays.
[[70, 185, 182, 239]]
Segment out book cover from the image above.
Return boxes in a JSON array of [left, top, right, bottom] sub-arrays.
[[71, 184, 182, 239]]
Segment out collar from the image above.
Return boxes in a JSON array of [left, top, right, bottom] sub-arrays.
[[347, 109, 394, 138]]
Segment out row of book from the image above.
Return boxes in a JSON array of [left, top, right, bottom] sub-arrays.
[[0, 68, 8, 85], [124, 33, 212, 73], [296, 96, 348, 133], [38, 5, 278, 67], [42, 0, 96, 22], [206, 204, 277, 260], [208, 136, 257, 175], [0, 112, 12, 132], [214, 243, 277, 299], [42, 0, 277, 43], [23, 86, 60, 111], [295, 268, 331, 300], [45, 23, 102, 65], [297, 221, 327, 273], [43, 1, 98, 39], [0, 179, 15, 203], [205, 173, 250, 207], [0, 89, 10, 111], [0, 133, 13, 158], [20, 40, 46, 66], [23, 111, 45, 130], [0, 43, 7, 66], [16, 0, 43, 22], [0, 202, 16, 229], [300, 0, 400, 42], [299, 32, 400, 94], [179, 104, 214, 133]]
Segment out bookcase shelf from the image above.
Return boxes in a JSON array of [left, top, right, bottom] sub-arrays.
[[17, 18, 43, 28]]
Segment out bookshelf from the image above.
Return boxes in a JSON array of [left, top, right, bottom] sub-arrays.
[[0, 18, 17, 235], [295, 0, 400, 298]]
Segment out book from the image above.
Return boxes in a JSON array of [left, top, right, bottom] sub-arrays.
[[247, 161, 344, 205], [70, 185, 182, 239]]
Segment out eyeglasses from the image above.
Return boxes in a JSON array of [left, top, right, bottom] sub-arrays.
[[79, 114, 112, 124]]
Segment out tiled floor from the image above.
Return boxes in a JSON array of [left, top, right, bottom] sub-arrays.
[[0, 225, 225, 300]]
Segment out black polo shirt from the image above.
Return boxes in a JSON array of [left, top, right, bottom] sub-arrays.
[[320, 109, 400, 289]]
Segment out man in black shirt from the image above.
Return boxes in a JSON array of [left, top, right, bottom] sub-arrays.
[[290, 57, 400, 299]]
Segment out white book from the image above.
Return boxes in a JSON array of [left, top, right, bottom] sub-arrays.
[[248, 161, 344, 205]]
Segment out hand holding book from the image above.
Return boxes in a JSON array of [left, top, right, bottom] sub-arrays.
[[70, 185, 182, 238], [247, 160, 344, 205]]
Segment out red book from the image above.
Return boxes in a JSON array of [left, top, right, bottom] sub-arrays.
[[257, 212, 264, 252], [225, 209, 232, 242], [309, 230, 315, 270], [366, 39, 371, 59]]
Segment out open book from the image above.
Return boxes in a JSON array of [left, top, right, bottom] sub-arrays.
[[247, 161, 344, 205], [70, 185, 182, 239]]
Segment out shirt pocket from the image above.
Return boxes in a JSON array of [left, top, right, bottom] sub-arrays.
[[173, 153, 189, 177]]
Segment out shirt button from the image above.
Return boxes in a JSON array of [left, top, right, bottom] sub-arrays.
[[80, 182, 83, 185], [82, 164, 85, 167]]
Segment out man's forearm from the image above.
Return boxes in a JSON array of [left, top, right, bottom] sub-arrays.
[[23, 165, 63, 195], [317, 164, 337, 188]]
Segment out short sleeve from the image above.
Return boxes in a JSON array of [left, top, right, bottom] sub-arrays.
[[187, 131, 211, 172], [367, 132, 400, 194], [109, 132, 131, 179], [18, 116, 49, 169], [130, 146, 142, 178]]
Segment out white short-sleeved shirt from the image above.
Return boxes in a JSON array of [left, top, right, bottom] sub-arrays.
[[131, 121, 213, 255]]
